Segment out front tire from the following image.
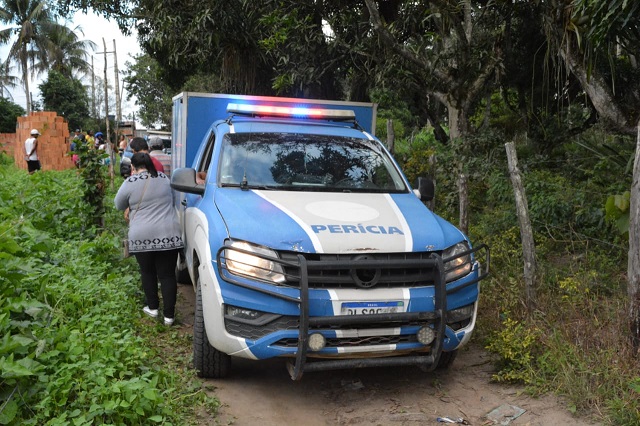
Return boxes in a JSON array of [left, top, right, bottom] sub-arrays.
[[175, 252, 192, 285], [436, 350, 458, 369], [193, 279, 231, 378]]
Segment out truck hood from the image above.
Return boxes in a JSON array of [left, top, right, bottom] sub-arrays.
[[214, 189, 465, 253]]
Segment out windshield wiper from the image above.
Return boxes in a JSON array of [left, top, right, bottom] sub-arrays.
[[220, 182, 277, 190]]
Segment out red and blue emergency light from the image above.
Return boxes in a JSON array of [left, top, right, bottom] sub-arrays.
[[227, 103, 356, 121]]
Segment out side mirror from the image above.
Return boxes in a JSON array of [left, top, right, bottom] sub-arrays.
[[171, 168, 205, 195], [414, 176, 434, 202]]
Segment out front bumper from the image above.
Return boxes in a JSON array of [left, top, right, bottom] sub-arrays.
[[217, 244, 490, 379]]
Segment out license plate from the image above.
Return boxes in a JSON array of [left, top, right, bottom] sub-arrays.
[[341, 301, 405, 315]]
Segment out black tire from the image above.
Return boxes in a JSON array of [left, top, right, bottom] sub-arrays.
[[436, 350, 458, 369], [175, 252, 192, 285], [193, 279, 231, 378]]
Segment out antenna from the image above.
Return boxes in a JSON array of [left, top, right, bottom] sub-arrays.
[[240, 171, 248, 190]]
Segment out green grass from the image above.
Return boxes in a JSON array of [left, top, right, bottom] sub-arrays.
[[0, 156, 218, 425]]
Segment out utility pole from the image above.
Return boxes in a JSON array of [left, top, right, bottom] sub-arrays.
[[113, 40, 121, 124], [91, 55, 96, 118], [113, 39, 121, 170], [102, 38, 115, 183], [102, 39, 109, 145]]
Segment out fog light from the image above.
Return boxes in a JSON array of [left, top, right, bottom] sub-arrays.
[[417, 326, 435, 345], [226, 305, 263, 321], [308, 333, 326, 351], [447, 304, 474, 323]]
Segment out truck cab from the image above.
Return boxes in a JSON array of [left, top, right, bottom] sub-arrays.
[[170, 93, 489, 380]]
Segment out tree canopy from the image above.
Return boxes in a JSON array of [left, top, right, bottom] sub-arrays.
[[0, 95, 24, 132], [39, 69, 90, 131]]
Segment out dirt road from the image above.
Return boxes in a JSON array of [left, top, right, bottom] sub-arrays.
[[175, 285, 598, 426]]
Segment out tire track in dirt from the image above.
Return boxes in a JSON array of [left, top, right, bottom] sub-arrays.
[[175, 285, 599, 426]]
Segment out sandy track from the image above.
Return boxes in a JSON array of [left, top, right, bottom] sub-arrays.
[[175, 285, 598, 426]]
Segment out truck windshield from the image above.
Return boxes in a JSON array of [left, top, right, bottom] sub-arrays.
[[218, 133, 408, 192]]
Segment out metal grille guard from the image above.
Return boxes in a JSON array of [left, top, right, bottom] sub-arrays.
[[217, 244, 490, 380]]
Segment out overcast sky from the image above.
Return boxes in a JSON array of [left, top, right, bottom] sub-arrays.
[[0, 10, 142, 118]]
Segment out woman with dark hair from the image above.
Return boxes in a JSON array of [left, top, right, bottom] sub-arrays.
[[114, 152, 183, 325]]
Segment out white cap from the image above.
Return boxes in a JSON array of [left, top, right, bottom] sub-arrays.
[[30, 129, 40, 135]]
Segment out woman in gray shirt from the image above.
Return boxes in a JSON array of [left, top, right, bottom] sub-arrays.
[[115, 153, 184, 325]]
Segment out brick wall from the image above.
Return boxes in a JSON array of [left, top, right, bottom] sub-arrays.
[[0, 112, 74, 171], [0, 133, 14, 157]]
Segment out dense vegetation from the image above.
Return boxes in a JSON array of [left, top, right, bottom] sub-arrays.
[[395, 122, 640, 424], [1, 0, 639, 424], [1, 121, 638, 424], [0, 153, 217, 425]]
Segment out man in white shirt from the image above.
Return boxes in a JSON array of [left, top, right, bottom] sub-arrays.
[[24, 129, 41, 174]]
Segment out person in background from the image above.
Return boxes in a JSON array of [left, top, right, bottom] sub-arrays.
[[71, 128, 82, 144], [114, 152, 183, 326], [95, 132, 105, 149], [120, 155, 132, 178], [118, 134, 128, 155], [86, 130, 95, 149], [70, 129, 83, 167], [70, 133, 78, 167], [148, 136, 172, 177], [24, 129, 41, 174], [130, 137, 164, 174], [95, 132, 112, 165]]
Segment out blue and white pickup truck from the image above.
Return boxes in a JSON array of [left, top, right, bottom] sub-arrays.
[[170, 92, 489, 380]]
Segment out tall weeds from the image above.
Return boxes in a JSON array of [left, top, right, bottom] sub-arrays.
[[0, 154, 217, 425]]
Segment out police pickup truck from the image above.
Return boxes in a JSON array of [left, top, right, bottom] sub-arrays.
[[170, 93, 489, 380]]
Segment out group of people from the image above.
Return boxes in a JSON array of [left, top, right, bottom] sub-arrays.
[[118, 136, 171, 179], [25, 128, 182, 326], [115, 137, 182, 326], [69, 128, 110, 167]]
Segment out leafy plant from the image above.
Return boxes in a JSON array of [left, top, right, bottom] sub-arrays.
[[74, 138, 108, 228], [605, 191, 630, 234], [0, 162, 217, 425], [485, 316, 540, 384]]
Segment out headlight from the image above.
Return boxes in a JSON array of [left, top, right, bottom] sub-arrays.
[[224, 241, 286, 283], [443, 242, 472, 282]]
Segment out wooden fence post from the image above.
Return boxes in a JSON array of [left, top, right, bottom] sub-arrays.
[[427, 154, 437, 211], [458, 173, 468, 234], [386, 119, 394, 155], [505, 141, 537, 312]]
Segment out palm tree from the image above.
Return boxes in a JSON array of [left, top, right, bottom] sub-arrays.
[[37, 23, 97, 80], [0, 58, 18, 99], [0, 0, 56, 114]]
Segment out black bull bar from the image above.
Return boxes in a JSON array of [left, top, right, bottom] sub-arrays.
[[217, 244, 490, 380]]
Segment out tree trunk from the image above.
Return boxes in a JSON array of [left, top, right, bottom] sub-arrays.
[[463, 0, 472, 42], [386, 119, 395, 155], [505, 141, 537, 312], [427, 154, 436, 211], [447, 103, 469, 140], [21, 50, 31, 115], [458, 173, 468, 235], [628, 123, 640, 354], [560, 42, 636, 134]]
